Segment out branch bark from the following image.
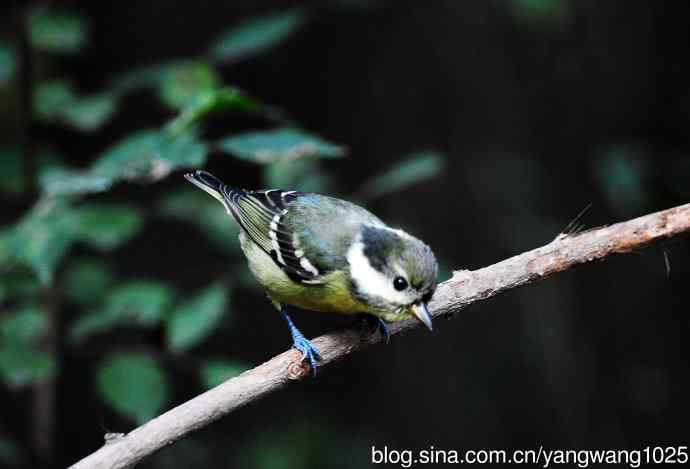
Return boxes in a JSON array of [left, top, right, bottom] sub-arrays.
[[70, 203, 690, 469]]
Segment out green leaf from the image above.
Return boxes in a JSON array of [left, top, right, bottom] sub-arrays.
[[159, 61, 220, 110], [70, 280, 174, 341], [39, 166, 113, 197], [218, 128, 345, 164], [96, 352, 170, 423], [42, 129, 208, 198], [5, 199, 141, 285], [7, 199, 80, 284], [358, 151, 445, 200], [94, 129, 208, 182], [209, 9, 308, 62], [166, 87, 262, 135], [104, 280, 174, 324], [110, 61, 177, 93], [263, 157, 334, 192], [75, 203, 143, 251], [0, 305, 45, 347], [64, 94, 118, 131], [63, 257, 113, 305], [115, 64, 266, 123], [166, 284, 228, 352], [0, 305, 55, 388], [158, 188, 241, 252], [199, 358, 249, 389], [34, 81, 72, 115], [0, 347, 56, 388], [34, 80, 118, 132], [29, 10, 88, 54], [0, 41, 16, 84]]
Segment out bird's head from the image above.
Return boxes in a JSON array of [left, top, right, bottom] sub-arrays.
[[347, 225, 438, 329]]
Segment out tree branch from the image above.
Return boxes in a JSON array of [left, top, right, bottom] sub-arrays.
[[70, 202, 690, 469]]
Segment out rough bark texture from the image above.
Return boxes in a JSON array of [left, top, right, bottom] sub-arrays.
[[70, 203, 690, 469]]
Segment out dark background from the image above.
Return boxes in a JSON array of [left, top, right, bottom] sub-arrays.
[[2, 1, 689, 468]]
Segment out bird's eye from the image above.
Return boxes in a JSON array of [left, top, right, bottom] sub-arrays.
[[393, 276, 408, 291]]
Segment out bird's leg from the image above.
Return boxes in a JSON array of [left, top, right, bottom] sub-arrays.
[[357, 314, 390, 344], [280, 306, 322, 376]]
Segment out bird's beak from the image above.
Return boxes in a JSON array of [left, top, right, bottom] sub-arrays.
[[411, 302, 433, 331]]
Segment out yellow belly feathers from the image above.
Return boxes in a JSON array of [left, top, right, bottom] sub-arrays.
[[240, 233, 371, 314]]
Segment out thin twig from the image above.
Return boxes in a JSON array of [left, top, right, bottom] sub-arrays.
[[14, 1, 59, 463], [70, 202, 690, 469]]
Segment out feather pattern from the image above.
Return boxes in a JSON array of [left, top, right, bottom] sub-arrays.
[[220, 186, 323, 284]]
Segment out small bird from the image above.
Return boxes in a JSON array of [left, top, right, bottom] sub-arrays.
[[185, 170, 438, 374]]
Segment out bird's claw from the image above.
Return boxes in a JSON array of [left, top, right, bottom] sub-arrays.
[[281, 307, 322, 376], [357, 314, 390, 343], [293, 336, 322, 376], [375, 318, 390, 344]]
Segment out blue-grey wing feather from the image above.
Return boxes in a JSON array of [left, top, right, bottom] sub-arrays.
[[221, 187, 385, 285], [221, 187, 323, 283]]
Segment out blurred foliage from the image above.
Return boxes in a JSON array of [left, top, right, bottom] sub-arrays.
[[70, 280, 174, 342], [217, 128, 345, 164], [34, 80, 118, 132], [96, 352, 170, 423], [158, 62, 220, 110], [166, 87, 263, 136], [0, 146, 61, 196], [158, 187, 242, 253], [0, 4, 445, 465], [234, 418, 371, 469], [357, 151, 444, 200], [0, 41, 15, 84], [63, 257, 114, 305], [0, 304, 56, 388], [208, 8, 308, 62], [40, 129, 208, 197], [199, 358, 249, 389], [166, 283, 228, 352], [72, 203, 143, 251], [263, 156, 335, 193], [5, 198, 81, 284], [592, 144, 651, 216], [29, 10, 88, 54]]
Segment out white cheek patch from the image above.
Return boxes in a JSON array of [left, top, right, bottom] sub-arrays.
[[346, 240, 410, 306]]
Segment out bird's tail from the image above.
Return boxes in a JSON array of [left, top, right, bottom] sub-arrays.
[[184, 170, 234, 204]]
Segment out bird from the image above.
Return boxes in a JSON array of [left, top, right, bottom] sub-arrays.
[[184, 170, 438, 374]]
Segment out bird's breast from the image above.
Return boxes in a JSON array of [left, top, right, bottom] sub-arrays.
[[240, 232, 374, 315]]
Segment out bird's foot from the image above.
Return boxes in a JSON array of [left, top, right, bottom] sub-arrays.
[[358, 314, 390, 344], [281, 308, 322, 376], [292, 335, 322, 376]]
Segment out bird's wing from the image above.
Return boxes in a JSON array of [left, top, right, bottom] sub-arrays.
[[221, 187, 324, 285]]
